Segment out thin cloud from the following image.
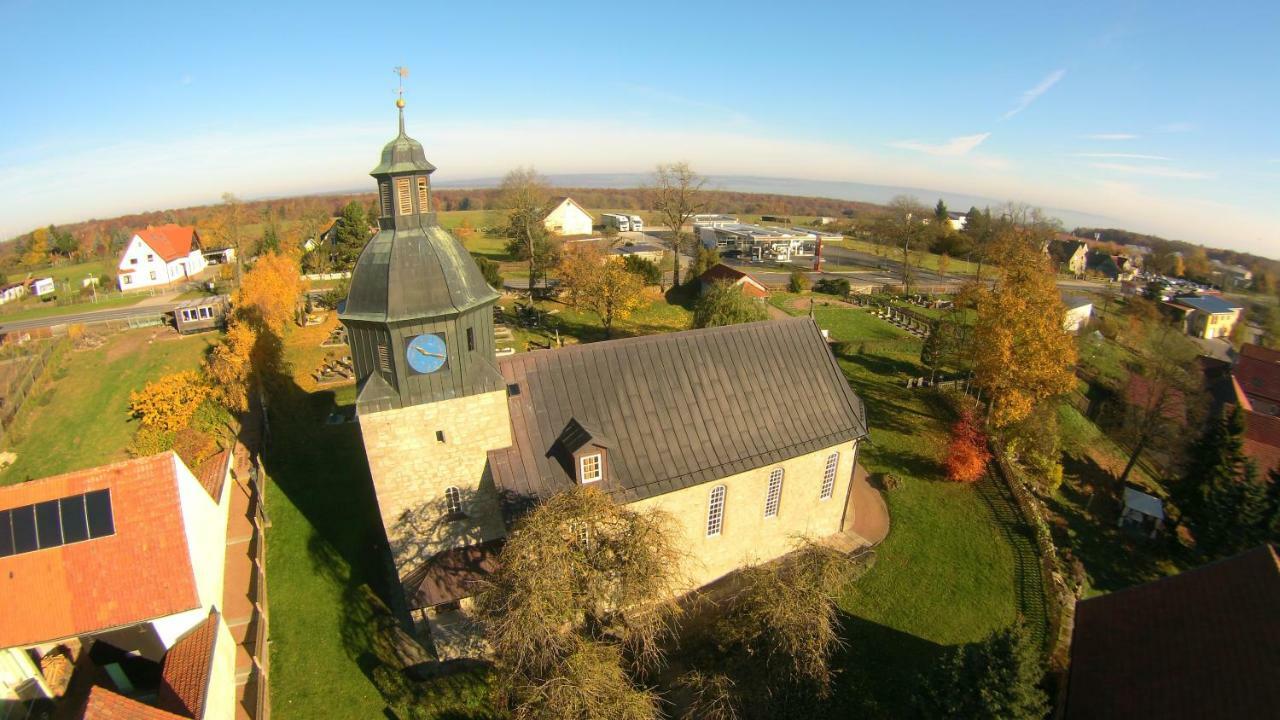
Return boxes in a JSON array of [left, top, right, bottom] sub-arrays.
[[1071, 153, 1171, 161], [1156, 121, 1194, 133], [1082, 133, 1139, 141], [890, 132, 991, 157], [1088, 162, 1213, 180], [1003, 69, 1066, 119]]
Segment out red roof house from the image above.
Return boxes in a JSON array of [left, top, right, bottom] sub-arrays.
[[117, 225, 208, 291], [698, 263, 769, 298]]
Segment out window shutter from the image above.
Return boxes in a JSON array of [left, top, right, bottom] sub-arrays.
[[379, 182, 392, 217], [396, 178, 413, 216], [416, 176, 430, 213]]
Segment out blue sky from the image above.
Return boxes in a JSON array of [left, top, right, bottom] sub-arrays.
[[1, 0, 1277, 255]]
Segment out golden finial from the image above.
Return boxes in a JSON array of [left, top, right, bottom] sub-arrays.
[[396, 97, 405, 109]]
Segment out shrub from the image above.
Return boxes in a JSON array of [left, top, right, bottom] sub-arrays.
[[788, 270, 811, 294], [622, 255, 663, 286], [945, 409, 991, 483], [812, 278, 850, 297], [880, 473, 901, 491], [130, 425, 176, 457], [474, 256, 503, 289], [128, 370, 209, 432], [693, 282, 768, 328], [172, 428, 217, 469]]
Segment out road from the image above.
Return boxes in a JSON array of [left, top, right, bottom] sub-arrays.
[[0, 296, 222, 334]]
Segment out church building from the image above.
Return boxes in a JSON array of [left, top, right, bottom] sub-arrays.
[[340, 100, 871, 656]]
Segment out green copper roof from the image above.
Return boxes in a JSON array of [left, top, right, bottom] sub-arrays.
[[370, 108, 437, 176], [339, 223, 499, 323]]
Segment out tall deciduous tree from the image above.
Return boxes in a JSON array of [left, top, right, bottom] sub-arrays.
[[475, 487, 681, 720], [869, 196, 929, 296], [971, 229, 1077, 428], [650, 162, 707, 288], [557, 245, 647, 337], [233, 252, 304, 335], [206, 193, 247, 283], [1113, 322, 1202, 485], [500, 167, 555, 295]]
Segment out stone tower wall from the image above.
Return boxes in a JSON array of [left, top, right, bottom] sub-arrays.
[[357, 388, 512, 587]]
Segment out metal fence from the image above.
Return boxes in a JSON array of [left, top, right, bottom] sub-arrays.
[[0, 338, 69, 446]]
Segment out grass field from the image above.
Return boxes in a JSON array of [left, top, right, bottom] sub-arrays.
[[0, 293, 145, 323], [841, 238, 981, 277], [0, 329, 215, 484]]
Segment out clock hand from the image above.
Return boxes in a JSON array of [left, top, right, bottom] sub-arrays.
[[414, 347, 446, 359]]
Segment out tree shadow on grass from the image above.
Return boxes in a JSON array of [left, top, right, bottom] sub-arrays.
[[1045, 454, 1171, 594], [826, 612, 946, 719]]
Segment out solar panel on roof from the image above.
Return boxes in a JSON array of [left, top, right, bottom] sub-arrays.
[[85, 489, 114, 538], [11, 505, 36, 554], [0, 510, 12, 557], [0, 489, 115, 559], [35, 500, 61, 549]]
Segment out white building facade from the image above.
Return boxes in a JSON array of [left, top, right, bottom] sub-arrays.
[[118, 225, 208, 291]]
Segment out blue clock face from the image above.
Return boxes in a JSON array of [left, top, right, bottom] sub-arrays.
[[406, 333, 448, 374]]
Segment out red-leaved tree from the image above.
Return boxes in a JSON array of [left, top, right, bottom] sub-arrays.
[[945, 409, 991, 483]]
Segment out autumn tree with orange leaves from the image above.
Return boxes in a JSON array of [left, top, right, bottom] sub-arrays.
[[232, 251, 305, 334], [128, 370, 209, 431], [971, 227, 1076, 428], [945, 409, 991, 483]]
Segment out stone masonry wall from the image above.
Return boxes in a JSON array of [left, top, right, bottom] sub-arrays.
[[630, 439, 858, 592], [357, 389, 512, 582]]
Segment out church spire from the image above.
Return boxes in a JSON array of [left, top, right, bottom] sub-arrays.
[[395, 65, 408, 137]]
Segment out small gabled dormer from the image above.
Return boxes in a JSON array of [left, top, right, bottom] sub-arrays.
[[553, 417, 613, 485]]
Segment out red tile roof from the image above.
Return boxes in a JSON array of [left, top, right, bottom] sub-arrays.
[[193, 449, 232, 504], [157, 608, 220, 719], [0, 453, 201, 648], [134, 225, 200, 263], [1066, 545, 1280, 719], [77, 685, 186, 720], [699, 263, 768, 297], [1234, 345, 1280, 407], [1244, 410, 1280, 474]]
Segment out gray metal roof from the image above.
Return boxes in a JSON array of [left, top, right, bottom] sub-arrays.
[[369, 109, 437, 176], [488, 316, 868, 507], [340, 223, 499, 323], [1173, 294, 1242, 314]]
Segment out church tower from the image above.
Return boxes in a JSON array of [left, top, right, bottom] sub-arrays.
[[340, 97, 512, 601]]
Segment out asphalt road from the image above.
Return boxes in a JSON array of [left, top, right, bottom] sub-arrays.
[[0, 297, 219, 334]]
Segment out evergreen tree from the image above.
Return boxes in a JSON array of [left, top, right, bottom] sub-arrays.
[[919, 621, 1047, 719], [259, 224, 281, 255], [693, 282, 767, 328], [332, 201, 370, 271], [1184, 407, 1262, 554], [934, 198, 949, 221]]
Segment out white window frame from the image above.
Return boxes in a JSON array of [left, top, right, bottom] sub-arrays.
[[444, 486, 463, 517], [579, 453, 602, 484], [764, 468, 783, 518], [706, 485, 726, 537], [820, 452, 839, 500]]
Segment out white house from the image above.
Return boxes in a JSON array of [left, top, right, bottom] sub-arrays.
[[1062, 294, 1094, 333], [542, 197, 594, 237], [0, 452, 244, 719], [118, 225, 208, 291]]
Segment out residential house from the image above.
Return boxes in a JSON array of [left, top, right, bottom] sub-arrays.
[[698, 263, 769, 298], [946, 211, 967, 231], [542, 197, 593, 237], [338, 107, 874, 660], [117, 225, 207, 291], [1061, 294, 1094, 333], [814, 216, 836, 226], [1065, 544, 1280, 719], [1211, 259, 1254, 289], [1049, 240, 1089, 276], [1167, 294, 1244, 339], [1235, 344, 1280, 416], [0, 452, 248, 719], [0, 283, 27, 305]]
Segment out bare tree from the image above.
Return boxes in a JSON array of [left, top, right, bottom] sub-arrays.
[[499, 167, 553, 295], [475, 487, 683, 719], [650, 162, 707, 288], [870, 196, 929, 296], [1113, 322, 1203, 485], [205, 192, 246, 284]]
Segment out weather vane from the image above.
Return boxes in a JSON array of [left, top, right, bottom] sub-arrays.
[[394, 66, 409, 108]]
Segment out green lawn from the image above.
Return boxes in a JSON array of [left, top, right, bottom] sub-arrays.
[[14, 259, 111, 286], [841, 238, 981, 276], [0, 330, 215, 484]]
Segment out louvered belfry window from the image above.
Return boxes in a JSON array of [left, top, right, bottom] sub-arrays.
[[396, 177, 413, 215], [377, 344, 392, 373], [379, 182, 392, 217], [416, 176, 430, 213]]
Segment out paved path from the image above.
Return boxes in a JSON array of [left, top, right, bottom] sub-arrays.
[[846, 463, 890, 545]]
